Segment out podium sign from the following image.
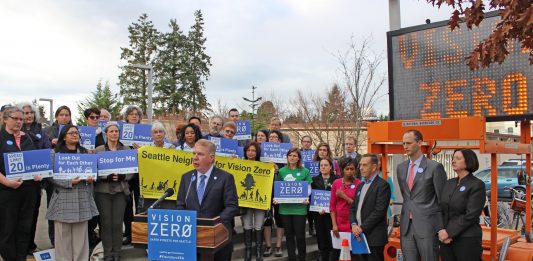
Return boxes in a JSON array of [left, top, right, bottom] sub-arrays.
[[148, 209, 197, 261]]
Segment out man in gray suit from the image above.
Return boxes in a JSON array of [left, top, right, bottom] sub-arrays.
[[397, 130, 446, 261]]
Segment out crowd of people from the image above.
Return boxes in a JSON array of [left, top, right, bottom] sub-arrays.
[[0, 103, 487, 261]]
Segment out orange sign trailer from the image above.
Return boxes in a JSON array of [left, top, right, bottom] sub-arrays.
[[367, 116, 533, 260]]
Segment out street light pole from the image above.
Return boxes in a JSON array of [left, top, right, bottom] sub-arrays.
[[38, 98, 53, 125], [242, 86, 262, 131], [132, 64, 153, 124]]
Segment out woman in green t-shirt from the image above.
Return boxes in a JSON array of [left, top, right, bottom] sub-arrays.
[[273, 148, 312, 261]]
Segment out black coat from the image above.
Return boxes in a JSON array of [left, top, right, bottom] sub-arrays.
[[0, 128, 38, 189], [350, 175, 391, 247], [311, 174, 339, 191], [440, 173, 486, 239]]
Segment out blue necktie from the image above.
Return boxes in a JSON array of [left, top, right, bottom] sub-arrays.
[[197, 175, 207, 204]]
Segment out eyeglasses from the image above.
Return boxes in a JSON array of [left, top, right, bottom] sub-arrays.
[[88, 115, 99, 120], [269, 135, 279, 139], [8, 116, 23, 122], [225, 129, 235, 134], [302, 140, 312, 143], [66, 131, 79, 136]]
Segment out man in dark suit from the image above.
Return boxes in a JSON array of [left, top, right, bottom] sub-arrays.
[[350, 154, 391, 261], [397, 130, 446, 261], [176, 139, 239, 261]]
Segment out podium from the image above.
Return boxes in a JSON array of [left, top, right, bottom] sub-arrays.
[[131, 214, 230, 261]]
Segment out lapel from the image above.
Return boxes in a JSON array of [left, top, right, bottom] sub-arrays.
[[354, 182, 364, 210], [201, 168, 218, 204], [411, 156, 427, 193], [361, 178, 378, 209], [190, 172, 200, 207], [401, 161, 412, 197]]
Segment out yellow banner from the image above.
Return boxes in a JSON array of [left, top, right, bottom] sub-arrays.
[[138, 146, 275, 210]]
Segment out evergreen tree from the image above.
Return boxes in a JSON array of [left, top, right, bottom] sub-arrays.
[[77, 80, 122, 125], [153, 19, 187, 114], [118, 13, 160, 113], [182, 10, 211, 113], [321, 84, 347, 123]]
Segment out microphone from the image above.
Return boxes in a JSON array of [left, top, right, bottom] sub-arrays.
[[149, 188, 175, 209], [184, 174, 196, 209]]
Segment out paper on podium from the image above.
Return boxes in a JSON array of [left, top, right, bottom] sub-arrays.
[[351, 233, 371, 254], [331, 231, 352, 250]]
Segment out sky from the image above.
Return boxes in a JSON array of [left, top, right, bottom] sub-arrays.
[[0, 0, 453, 121]]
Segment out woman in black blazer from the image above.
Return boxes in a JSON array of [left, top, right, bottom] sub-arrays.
[[438, 148, 486, 261], [311, 158, 339, 261]]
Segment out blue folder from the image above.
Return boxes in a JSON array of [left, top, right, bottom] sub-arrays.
[[351, 233, 371, 254]]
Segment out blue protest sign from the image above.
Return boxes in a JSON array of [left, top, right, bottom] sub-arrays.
[[209, 137, 240, 157], [148, 209, 197, 261], [54, 153, 97, 179], [300, 149, 315, 162], [118, 122, 153, 147], [234, 120, 251, 140], [3, 149, 53, 180], [97, 149, 138, 176], [273, 181, 308, 203], [78, 126, 97, 150], [304, 161, 320, 177], [98, 120, 108, 130], [310, 189, 331, 213], [236, 146, 244, 159], [260, 142, 292, 163]]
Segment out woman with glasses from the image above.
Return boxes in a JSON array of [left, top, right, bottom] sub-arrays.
[[46, 124, 99, 261], [312, 158, 339, 261], [95, 122, 134, 261], [0, 106, 43, 261], [263, 129, 285, 257], [175, 123, 202, 152], [150, 121, 175, 149]]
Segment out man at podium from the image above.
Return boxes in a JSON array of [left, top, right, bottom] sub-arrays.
[[176, 139, 239, 261]]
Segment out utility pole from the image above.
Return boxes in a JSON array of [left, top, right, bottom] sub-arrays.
[[39, 98, 53, 125], [132, 64, 153, 124], [242, 86, 262, 131]]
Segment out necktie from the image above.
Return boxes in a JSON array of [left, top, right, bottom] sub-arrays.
[[197, 175, 207, 204], [408, 162, 416, 191]]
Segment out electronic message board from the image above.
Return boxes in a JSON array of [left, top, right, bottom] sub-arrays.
[[387, 13, 532, 121]]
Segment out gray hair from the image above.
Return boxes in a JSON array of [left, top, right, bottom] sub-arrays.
[[103, 121, 120, 133], [100, 109, 112, 120], [2, 106, 24, 128], [210, 115, 225, 125], [151, 121, 166, 134], [123, 105, 143, 123], [17, 102, 40, 123]]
